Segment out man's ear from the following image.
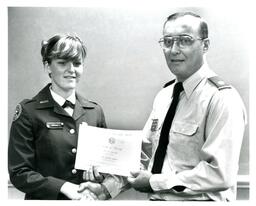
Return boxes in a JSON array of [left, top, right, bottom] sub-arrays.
[[202, 38, 210, 53]]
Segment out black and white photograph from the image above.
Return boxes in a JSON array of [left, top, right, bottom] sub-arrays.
[[1, 0, 254, 203]]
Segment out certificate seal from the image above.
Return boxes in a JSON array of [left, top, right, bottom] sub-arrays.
[[108, 137, 116, 144]]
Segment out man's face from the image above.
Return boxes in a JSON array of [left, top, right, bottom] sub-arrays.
[[162, 16, 207, 82]]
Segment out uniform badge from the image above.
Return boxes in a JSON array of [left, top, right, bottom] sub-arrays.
[[46, 122, 64, 129], [13, 104, 22, 121], [151, 119, 158, 132], [39, 100, 49, 104]]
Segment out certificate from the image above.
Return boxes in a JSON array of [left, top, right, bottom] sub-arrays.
[[75, 123, 143, 176]]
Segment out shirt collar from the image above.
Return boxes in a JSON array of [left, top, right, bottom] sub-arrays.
[[182, 62, 217, 98], [49, 87, 76, 107]]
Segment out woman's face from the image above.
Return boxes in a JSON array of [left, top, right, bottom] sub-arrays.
[[46, 57, 84, 96]]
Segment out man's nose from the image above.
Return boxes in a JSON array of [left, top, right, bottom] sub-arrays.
[[170, 41, 180, 55]]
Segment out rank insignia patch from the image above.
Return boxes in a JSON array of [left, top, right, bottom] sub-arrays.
[[151, 119, 158, 132], [13, 104, 22, 121]]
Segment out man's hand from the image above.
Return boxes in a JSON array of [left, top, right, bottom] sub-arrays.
[[83, 166, 104, 183], [78, 182, 111, 200], [127, 170, 153, 193], [80, 189, 98, 200]]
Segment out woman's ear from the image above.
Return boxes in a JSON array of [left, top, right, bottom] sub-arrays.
[[44, 62, 51, 72], [44, 62, 52, 78]]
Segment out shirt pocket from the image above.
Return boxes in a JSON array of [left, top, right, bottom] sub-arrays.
[[170, 122, 201, 165], [171, 121, 198, 136]]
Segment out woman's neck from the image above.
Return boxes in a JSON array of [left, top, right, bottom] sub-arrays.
[[51, 84, 74, 99]]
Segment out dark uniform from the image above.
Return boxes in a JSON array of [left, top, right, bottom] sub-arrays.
[[8, 83, 106, 200]]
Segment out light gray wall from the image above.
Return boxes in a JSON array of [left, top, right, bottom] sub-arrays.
[[8, 7, 249, 179]]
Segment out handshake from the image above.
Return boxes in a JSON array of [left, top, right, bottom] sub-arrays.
[[60, 166, 110, 200], [61, 166, 154, 200]]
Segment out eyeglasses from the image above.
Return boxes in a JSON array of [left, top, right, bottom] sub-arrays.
[[158, 35, 204, 49]]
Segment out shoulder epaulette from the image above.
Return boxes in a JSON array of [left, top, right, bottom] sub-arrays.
[[88, 100, 98, 105], [208, 76, 231, 90], [20, 99, 35, 105], [163, 79, 175, 88]]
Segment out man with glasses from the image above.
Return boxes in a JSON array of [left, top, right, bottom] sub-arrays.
[[78, 12, 247, 201]]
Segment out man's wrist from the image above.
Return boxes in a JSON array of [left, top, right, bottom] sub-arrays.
[[100, 183, 111, 200], [148, 175, 155, 192]]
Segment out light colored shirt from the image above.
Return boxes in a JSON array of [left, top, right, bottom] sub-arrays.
[[143, 63, 247, 201], [103, 63, 247, 201], [49, 87, 76, 116]]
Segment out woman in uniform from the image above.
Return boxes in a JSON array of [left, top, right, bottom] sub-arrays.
[[8, 34, 106, 200]]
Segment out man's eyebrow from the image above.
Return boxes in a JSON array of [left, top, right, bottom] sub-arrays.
[[163, 34, 191, 37]]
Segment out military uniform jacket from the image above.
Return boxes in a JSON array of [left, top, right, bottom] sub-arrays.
[[8, 84, 106, 200]]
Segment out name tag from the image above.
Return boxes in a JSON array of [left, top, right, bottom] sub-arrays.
[[46, 122, 64, 129], [151, 119, 158, 132]]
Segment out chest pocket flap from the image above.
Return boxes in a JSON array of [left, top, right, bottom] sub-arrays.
[[171, 122, 198, 136]]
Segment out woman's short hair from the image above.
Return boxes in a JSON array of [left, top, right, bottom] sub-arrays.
[[41, 34, 87, 64]]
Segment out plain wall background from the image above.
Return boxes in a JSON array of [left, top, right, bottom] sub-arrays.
[[8, 6, 249, 180]]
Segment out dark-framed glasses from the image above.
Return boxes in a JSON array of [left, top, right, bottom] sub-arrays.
[[159, 35, 204, 49]]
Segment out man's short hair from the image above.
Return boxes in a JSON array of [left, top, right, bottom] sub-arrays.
[[164, 11, 208, 39]]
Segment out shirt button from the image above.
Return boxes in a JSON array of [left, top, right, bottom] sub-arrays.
[[72, 148, 77, 154], [72, 169, 77, 174], [70, 129, 75, 134]]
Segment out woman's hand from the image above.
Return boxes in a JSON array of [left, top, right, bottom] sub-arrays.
[[60, 181, 97, 200], [83, 166, 104, 183], [78, 182, 111, 200]]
